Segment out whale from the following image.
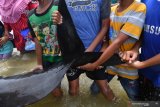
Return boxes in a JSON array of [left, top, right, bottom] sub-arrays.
[[0, 62, 71, 107]]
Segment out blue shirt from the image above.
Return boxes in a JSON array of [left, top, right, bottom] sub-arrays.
[[0, 41, 13, 54], [65, 0, 110, 51], [140, 0, 160, 87]]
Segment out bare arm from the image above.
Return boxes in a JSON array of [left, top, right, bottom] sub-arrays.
[[86, 18, 110, 52], [140, 54, 160, 68], [34, 38, 43, 68], [129, 54, 160, 69], [79, 32, 130, 71], [93, 32, 129, 66]]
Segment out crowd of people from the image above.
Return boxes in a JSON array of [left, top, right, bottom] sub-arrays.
[[0, 0, 160, 105]]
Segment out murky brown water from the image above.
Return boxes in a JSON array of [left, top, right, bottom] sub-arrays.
[[0, 50, 129, 107]]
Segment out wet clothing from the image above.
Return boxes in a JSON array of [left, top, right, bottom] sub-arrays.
[[139, 0, 160, 87], [29, 1, 62, 63], [107, 1, 146, 80]]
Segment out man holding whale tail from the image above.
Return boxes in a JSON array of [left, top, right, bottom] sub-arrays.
[[80, 0, 146, 101], [53, 0, 118, 102]]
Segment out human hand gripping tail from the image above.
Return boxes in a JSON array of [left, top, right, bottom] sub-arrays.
[[119, 50, 144, 69], [119, 50, 139, 64], [78, 62, 104, 71]]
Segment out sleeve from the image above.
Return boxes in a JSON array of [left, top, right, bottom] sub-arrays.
[[100, 0, 111, 20], [28, 20, 36, 38], [120, 4, 146, 40]]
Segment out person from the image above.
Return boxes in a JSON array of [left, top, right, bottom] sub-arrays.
[[0, 21, 13, 60], [120, 0, 160, 101], [29, 0, 63, 97], [54, 0, 117, 101], [0, 0, 38, 53], [80, 0, 146, 101]]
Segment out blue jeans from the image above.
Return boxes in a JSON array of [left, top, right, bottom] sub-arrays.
[[90, 74, 140, 101]]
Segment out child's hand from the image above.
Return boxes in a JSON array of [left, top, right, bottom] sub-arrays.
[[119, 50, 139, 64], [52, 11, 63, 24], [78, 63, 102, 71], [31, 65, 43, 72], [121, 60, 145, 69], [0, 31, 10, 46], [0, 36, 8, 46]]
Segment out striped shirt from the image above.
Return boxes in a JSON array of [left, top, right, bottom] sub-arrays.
[[107, 1, 146, 79]]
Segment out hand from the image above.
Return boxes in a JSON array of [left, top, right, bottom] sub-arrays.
[[121, 61, 145, 69], [78, 63, 103, 71], [129, 61, 145, 69], [0, 36, 9, 46], [119, 50, 139, 64], [52, 11, 63, 25], [85, 48, 93, 52], [31, 65, 43, 72]]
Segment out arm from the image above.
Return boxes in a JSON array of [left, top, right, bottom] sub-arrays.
[[93, 32, 129, 67], [130, 54, 160, 69], [28, 21, 43, 71], [100, 37, 109, 52], [86, 0, 111, 52], [79, 32, 130, 71], [34, 38, 43, 68], [120, 40, 141, 63], [86, 19, 110, 52], [80, 3, 146, 71], [0, 23, 10, 46]]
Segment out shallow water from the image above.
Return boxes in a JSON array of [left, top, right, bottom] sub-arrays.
[[0, 50, 129, 107]]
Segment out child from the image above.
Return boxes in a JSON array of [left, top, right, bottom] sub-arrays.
[[120, 0, 160, 101], [81, 0, 146, 101], [29, 0, 63, 97], [0, 21, 13, 60], [0, 0, 38, 53]]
